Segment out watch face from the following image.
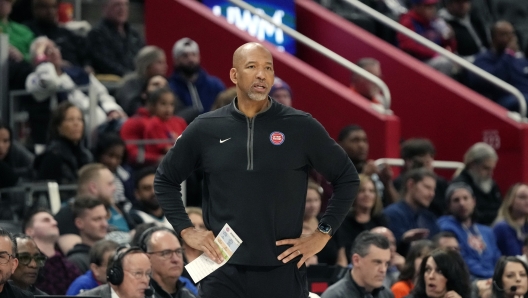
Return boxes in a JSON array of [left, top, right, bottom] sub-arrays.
[[318, 223, 332, 234]]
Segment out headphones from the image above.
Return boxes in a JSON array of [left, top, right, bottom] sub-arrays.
[[138, 226, 179, 253], [106, 245, 143, 285]]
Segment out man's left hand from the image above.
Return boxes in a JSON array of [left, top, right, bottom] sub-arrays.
[[276, 231, 331, 268]]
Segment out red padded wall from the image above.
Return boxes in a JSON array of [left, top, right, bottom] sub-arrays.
[[295, 0, 528, 189], [145, 0, 401, 160]]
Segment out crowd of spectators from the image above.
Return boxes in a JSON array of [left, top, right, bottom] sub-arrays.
[[322, 0, 528, 113], [2, 0, 528, 297]]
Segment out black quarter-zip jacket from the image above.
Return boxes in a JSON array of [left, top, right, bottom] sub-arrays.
[[155, 98, 359, 266]]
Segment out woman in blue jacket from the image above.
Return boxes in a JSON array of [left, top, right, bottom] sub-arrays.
[[493, 183, 528, 256]]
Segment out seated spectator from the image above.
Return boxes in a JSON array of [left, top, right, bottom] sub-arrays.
[[336, 174, 388, 267], [67, 196, 109, 273], [468, 21, 528, 112], [86, 0, 144, 76], [432, 231, 460, 252], [452, 142, 501, 225], [211, 87, 237, 111], [407, 249, 471, 298], [23, 208, 81, 294], [115, 46, 168, 116], [33, 102, 93, 189], [371, 227, 405, 289], [438, 182, 501, 279], [129, 167, 172, 228], [350, 58, 387, 107], [120, 75, 169, 166], [143, 88, 187, 159], [303, 179, 340, 266], [491, 256, 528, 298], [393, 138, 449, 218], [391, 240, 435, 298], [0, 228, 33, 298], [338, 125, 399, 205], [168, 38, 225, 114], [398, 0, 457, 75], [93, 133, 135, 205], [138, 227, 197, 296], [270, 77, 292, 107], [493, 183, 528, 256], [25, 0, 88, 67], [183, 207, 204, 264], [320, 231, 393, 298], [319, 0, 407, 44], [79, 247, 151, 297], [10, 234, 47, 295], [384, 168, 439, 250], [54, 163, 136, 254], [0, 121, 34, 189], [25, 37, 126, 145], [9, 0, 32, 24], [519, 237, 528, 264], [0, 0, 34, 62], [66, 239, 119, 295], [438, 0, 489, 60], [129, 223, 156, 247]]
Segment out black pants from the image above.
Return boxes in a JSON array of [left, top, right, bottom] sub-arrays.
[[197, 262, 309, 298]]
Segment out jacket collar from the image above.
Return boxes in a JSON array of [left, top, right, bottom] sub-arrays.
[[229, 96, 274, 121], [150, 277, 183, 297]]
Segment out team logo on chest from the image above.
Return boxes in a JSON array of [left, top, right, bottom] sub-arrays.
[[269, 131, 285, 145]]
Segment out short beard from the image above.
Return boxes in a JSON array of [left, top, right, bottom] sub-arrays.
[[141, 197, 160, 211], [247, 91, 267, 101], [179, 64, 200, 77]]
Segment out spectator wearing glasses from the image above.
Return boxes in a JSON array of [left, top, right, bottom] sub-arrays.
[[9, 234, 47, 295], [0, 228, 33, 298], [79, 246, 151, 298], [139, 227, 197, 297]]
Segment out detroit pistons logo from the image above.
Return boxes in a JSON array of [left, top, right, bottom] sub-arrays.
[[270, 131, 285, 145]]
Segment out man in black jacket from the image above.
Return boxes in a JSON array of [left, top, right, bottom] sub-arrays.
[[451, 142, 501, 225], [86, 0, 144, 75], [67, 196, 109, 273], [155, 42, 359, 297], [438, 0, 490, 59], [321, 231, 394, 298]]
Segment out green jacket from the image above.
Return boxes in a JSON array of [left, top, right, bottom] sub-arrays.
[[0, 20, 34, 60]]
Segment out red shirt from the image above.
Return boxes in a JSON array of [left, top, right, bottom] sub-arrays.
[[144, 115, 187, 158], [120, 107, 159, 165]]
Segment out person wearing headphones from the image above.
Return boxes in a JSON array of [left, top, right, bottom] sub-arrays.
[[491, 256, 528, 298], [79, 246, 152, 298], [138, 227, 197, 297]]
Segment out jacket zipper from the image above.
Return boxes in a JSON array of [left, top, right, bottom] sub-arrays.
[[246, 117, 254, 170]]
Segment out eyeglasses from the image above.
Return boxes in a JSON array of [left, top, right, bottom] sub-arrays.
[[125, 270, 151, 280], [16, 253, 47, 267], [0, 252, 14, 265], [147, 248, 184, 259]]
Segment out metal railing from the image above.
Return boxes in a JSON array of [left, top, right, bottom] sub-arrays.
[[8, 83, 122, 148], [0, 182, 77, 216], [343, 0, 527, 120], [0, 34, 8, 122], [227, 0, 393, 113], [374, 158, 465, 171]]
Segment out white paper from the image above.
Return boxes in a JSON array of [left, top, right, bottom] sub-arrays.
[[185, 223, 243, 283]]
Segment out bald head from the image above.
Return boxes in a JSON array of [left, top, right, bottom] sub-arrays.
[[232, 42, 272, 69], [230, 42, 274, 102], [491, 21, 516, 52]]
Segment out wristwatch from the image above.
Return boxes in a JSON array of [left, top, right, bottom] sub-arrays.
[[317, 222, 333, 236]]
